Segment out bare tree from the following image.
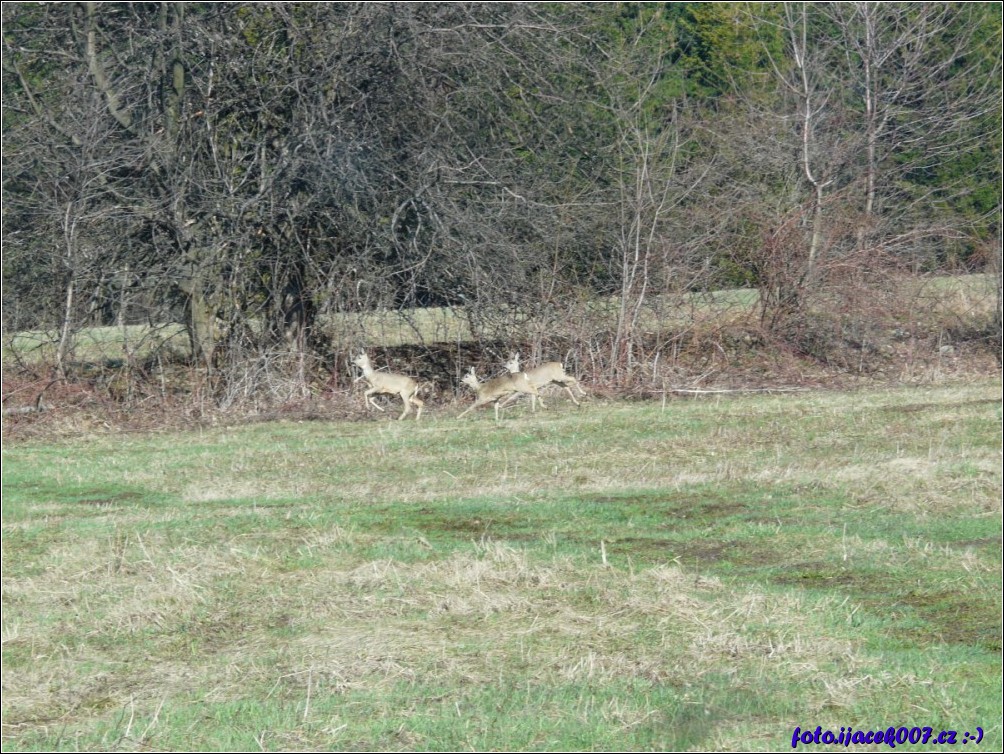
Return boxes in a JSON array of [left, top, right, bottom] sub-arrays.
[[558, 6, 716, 385], [728, 1, 999, 340], [826, 2, 1001, 259]]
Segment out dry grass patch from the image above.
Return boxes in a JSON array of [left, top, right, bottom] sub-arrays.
[[4, 533, 887, 749], [288, 544, 875, 695]]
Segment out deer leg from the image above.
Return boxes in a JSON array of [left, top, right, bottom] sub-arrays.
[[530, 389, 546, 413], [365, 389, 386, 412], [397, 393, 412, 421], [458, 399, 481, 419], [560, 379, 582, 405], [398, 390, 423, 421], [497, 393, 517, 409], [498, 391, 545, 411]]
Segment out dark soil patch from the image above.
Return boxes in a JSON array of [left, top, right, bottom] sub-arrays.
[[403, 507, 538, 541], [875, 398, 1000, 415], [951, 535, 1003, 551], [71, 489, 145, 506], [774, 564, 1000, 651], [893, 590, 1002, 652]]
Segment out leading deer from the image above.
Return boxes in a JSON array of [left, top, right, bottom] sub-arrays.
[[501, 353, 586, 407], [352, 352, 424, 421]]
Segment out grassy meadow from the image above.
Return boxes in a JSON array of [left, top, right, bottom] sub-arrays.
[[2, 290, 755, 366], [6, 273, 993, 366], [2, 380, 1001, 750]]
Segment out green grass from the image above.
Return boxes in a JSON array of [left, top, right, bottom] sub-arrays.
[[2, 381, 1001, 750]]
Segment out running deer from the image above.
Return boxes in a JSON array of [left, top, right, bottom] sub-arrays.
[[352, 352, 424, 421], [458, 367, 540, 420], [501, 353, 586, 407]]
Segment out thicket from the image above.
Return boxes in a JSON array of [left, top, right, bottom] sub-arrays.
[[3, 2, 1001, 419]]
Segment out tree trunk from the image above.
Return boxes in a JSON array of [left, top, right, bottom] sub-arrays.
[[178, 263, 216, 369], [56, 275, 75, 378]]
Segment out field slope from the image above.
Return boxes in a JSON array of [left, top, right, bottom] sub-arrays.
[[2, 381, 1001, 751]]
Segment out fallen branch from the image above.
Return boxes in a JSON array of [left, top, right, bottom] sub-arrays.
[[2, 377, 63, 416], [659, 387, 810, 395]]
